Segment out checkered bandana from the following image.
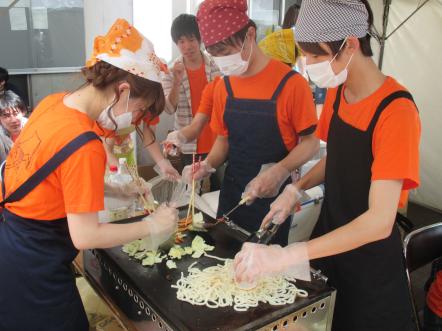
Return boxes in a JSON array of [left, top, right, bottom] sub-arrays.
[[295, 0, 369, 43]]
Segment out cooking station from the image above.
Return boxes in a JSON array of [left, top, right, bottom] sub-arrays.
[[83, 210, 336, 331]]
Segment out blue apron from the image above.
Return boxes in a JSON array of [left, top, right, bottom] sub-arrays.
[[217, 71, 296, 246], [311, 86, 417, 331], [0, 131, 100, 331]]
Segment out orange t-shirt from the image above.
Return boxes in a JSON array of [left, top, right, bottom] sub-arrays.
[[2, 93, 106, 220], [316, 77, 421, 208], [197, 76, 221, 117], [186, 63, 216, 154], [210, 59, 317, 150], [428, 271, 442, 317]]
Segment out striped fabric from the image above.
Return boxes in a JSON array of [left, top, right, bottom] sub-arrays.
[[162, 52, 220, 154], [295, 0, 369, 43]]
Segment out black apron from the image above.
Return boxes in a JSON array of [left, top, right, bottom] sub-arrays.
[[217, 71, 296, 246], [311, 85, 417, 331], [0, 131, 100, 331]]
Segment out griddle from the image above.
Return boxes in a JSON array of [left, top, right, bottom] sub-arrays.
[[84, 209, 335, 331]]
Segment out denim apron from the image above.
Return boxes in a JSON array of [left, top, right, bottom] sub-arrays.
[[0, 131, 100, 331], [217, 71, 297, 246]]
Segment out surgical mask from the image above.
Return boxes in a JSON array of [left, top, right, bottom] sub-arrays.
[[97, 90, 132, 131], [212, 36, 253, 76], [306, 39, 354, 88]]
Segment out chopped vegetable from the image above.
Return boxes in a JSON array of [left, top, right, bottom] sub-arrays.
[[122, 235, 215, 269], [134, 251, 147, 260], [142, 251, 164, 266], [168, 245, 186, 260], [191, 235, 214, 252], [166, 260, 177, 269], [122, 240, 142, 257]]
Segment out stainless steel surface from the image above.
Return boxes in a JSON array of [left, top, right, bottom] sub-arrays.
[[257, 291, 336, 331], [84, 249, 171, 331]]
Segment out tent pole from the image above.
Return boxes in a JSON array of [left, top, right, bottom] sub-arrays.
[[385, 0, 430, 39], [379, 0, 392, 70]]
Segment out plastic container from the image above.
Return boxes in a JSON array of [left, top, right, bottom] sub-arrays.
[[288, 186, 324, 243], [102, 158, 135, 222]]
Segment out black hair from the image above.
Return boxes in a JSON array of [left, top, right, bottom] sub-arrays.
[[0, 67, 9, 83], [282, 3, 301, 29], [0, 91, 26, 116], [298, 0, 374, 58], [171, 14, 201, 44], [206, 20, 257, 54]]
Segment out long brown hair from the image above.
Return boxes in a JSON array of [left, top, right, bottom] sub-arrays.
[[80, 61, 165, 144]]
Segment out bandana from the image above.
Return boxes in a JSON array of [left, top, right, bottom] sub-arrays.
[[197, 0, 249, 47], [259, 28, 300, 65], [86, 19, 168, 83], [295, 0, 369, 43]]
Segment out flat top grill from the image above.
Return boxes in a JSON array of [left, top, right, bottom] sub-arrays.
[[91, 211, 334, 331]]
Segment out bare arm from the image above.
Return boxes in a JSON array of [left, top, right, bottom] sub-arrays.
[[67, 212, 149, 249], [279, 133, 319, 173], [206, 135, 229, 168], [307, 179, 402, 259], [180, 113, 210, 142], [295, 156, 326, 191]]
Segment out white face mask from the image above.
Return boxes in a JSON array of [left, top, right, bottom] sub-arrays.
[[212, 36, 253, 76], [97, 90, 133, 132], [306, 39, 354, 88]]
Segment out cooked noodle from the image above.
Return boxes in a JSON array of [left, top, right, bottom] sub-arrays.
[[172, 256, 308, 311]]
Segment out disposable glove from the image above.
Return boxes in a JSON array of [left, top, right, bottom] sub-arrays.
[[154, 158, 181, 181], [165, 130, 187, 149], [233, 242, 311, 285], [260, 184, 303, 229], [162, 130, 188, 157], [242, 163, 290, 205], [140, 204, 178, 251], [104, 177, 150, 199], [182, 159, 215, 184]]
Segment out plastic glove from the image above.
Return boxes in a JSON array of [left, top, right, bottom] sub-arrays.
[[233, 242, 311, 285], [164, 130, 187, 148], [242, 163, 290, 205], [154, 158, 181, 181], [181, 159, 215, 184], [140, 204, 178, 251], [104, 178, 151, 199], [260, 184, 303, 229]]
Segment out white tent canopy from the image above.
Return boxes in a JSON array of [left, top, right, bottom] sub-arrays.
[[368, 0, 442, 211]]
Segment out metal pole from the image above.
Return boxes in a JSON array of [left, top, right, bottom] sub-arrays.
[[379, 0, 392, 70]]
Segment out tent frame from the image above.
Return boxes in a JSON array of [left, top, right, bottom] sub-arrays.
[[378, 0, 431, 69]]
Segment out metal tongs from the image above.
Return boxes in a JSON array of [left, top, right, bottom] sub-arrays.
[[247, 221, 280, 244]]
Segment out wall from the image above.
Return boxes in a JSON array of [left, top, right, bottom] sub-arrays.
[[30, 72, 84, 106], [83, 0, 133, 61]]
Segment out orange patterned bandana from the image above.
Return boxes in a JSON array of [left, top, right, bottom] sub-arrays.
[[86, 19, 168, 82]]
